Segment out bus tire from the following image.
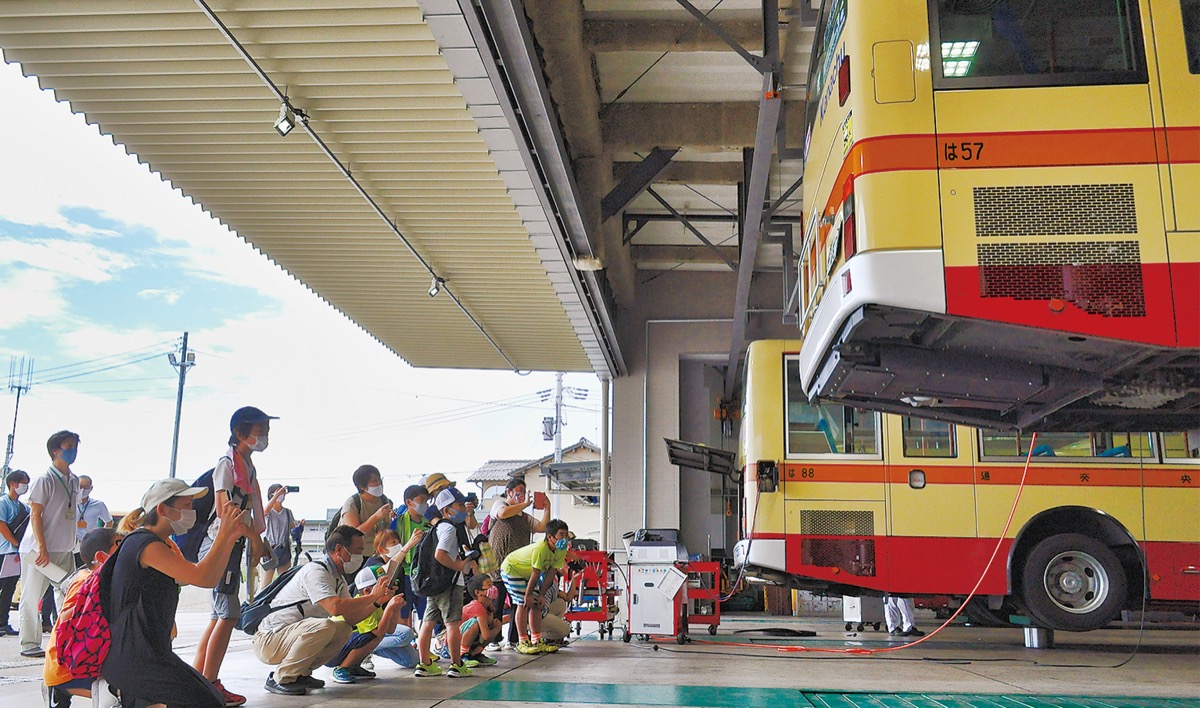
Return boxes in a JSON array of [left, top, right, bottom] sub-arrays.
[[1020, 533, 1127, 632]]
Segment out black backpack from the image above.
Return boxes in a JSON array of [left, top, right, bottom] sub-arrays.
[[326, 494, 391, 543], [172, 468, 216, 562], [236, 559, 330, 635], [8, 501, 30, 543], [410, 519, 468, 598]]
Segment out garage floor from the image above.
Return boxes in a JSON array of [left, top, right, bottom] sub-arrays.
[[2, 612, 1197, 707]]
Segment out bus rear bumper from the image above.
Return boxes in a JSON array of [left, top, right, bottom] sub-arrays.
[[733, 538, 787, 575]]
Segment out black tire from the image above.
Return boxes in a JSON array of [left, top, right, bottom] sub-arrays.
[[856, 623, 864, 632], [962, 596, 1019, 628], [622, 629, 631, 643], [873, 622, 881, 631], [844, 622, 853, 631], [676, 631, 687, 645], [707, 624, 718, 636], [1020, 533, 1127, 631]]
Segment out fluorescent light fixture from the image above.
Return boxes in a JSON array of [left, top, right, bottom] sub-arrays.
[[943, 60, 972, 77], [274, 103, 296, 136], [428, 276, 444, 298], [941, 40, 979, 59]]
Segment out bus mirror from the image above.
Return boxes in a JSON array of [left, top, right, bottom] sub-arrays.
[[756, 460, 779, 493]]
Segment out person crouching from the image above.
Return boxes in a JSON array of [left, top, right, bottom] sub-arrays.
[[252, 525, 396, 696]]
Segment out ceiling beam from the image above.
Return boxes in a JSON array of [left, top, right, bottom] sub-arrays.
[[601, 146, 678, 222], [613, 160, 742, 185], [631, 244, 740, 265], [584, 19, 762, 53], [601, 101, 803, 152]]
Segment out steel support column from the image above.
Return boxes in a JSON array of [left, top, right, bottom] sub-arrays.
[[645, 187, 738, 271]]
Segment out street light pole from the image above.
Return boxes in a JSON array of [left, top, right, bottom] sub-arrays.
[[167, 332, 195, 478]]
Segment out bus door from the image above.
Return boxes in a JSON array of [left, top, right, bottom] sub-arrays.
[[885, 416, 977, 594], [928, 0, 1174, 344], [1149, 0, 1200, 232]]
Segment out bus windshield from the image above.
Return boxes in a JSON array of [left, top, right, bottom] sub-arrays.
[[931, 0, 1147, 87]]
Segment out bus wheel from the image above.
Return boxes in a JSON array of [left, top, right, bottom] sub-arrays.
[[1020, 533, 1127, 632]]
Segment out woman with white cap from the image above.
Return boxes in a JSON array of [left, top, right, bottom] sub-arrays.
[[101, 479, 250, 708]]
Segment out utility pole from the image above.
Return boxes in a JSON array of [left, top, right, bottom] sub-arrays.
[[554, 372, 564, 464], [3, 357, 34, 485], [167, 332, 195, 478]]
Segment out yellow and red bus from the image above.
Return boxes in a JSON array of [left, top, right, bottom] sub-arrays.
[[734, 340, 1200, 631], [795, 0, 1199, 432]]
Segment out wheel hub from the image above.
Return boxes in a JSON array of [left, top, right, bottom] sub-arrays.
[[1043, 550, 1109, 614]]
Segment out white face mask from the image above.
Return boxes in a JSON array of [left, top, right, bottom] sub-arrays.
[[167, 507, 197, 535], [15, 483, 29, 496], [366, 484, 384, 498], [344, 553, 363, 572], [249, 434, 269, 452], [80, 488, 92, 499], [387, 544, 403, 559]]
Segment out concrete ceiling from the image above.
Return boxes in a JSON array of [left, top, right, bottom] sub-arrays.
[[0, 0, 817, 380]]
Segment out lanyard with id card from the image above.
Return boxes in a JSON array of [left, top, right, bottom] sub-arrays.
[[53, 470, 75, 521]]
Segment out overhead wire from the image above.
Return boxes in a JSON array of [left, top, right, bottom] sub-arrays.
[[24, 338, 176, 375]]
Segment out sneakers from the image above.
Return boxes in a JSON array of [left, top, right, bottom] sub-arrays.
[[472, 653, 498, 666], [292, 674, 326, 689], [0, 623, 16, 636], [461, 657, 480, 669], [436, 643, 451, 660], [485, 642, 502, 652], [515, 641, 539, 655], [19, 646, 45, 658], [347, 665, 376, 680], [902, 627, 925, 637], [360, 657, 374, 672], [498, 640, 514, 651], [447, 663, 473, 678], [214, 679, 247, 706], [414, 662, 443, 677], [264, 673, 306, 696], [331, 667, 356, 684], [532, 640, 559, 654]]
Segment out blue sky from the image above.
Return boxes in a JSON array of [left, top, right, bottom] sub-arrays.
[[0, 61, 600, 520]]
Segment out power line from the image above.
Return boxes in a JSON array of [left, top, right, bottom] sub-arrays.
[[33, 351, 170, 385], [28, 338, 176, 375]]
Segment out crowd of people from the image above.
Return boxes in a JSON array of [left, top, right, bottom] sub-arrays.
[[0, 406, 586, 707]]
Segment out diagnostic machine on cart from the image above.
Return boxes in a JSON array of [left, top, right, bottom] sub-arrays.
[[623, 528, 692, 644]]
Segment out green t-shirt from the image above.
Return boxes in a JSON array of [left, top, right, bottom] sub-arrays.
[[394, 511, 431, 575], [501, 539, 567, 579]]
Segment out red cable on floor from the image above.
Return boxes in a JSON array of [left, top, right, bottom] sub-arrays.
[[679, 433, 1039, 656]]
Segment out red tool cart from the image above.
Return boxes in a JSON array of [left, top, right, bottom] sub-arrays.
[[563, 550, 621, 639], [685, 561, 722, 636]]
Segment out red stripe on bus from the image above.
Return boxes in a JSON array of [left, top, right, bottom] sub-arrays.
[[780, 464, 1196, 488], [1172, 261, 1200, 348], [944, 262, 1179, 347], [1144, 541, 1200, 601]]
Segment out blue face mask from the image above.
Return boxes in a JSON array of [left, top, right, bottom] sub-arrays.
[[555, 538, 568, 551], [447, 508, 468, 524], [60, 448, 78, 465]]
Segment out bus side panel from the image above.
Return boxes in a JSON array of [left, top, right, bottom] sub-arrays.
[[785, 499, 890, 591], [1144, 465, 1200, 601], [1148, 0, 1200, 231]]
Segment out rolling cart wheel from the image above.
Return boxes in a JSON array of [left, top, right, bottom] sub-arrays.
[[622, 630, 631, 643], [575, 621, 582, 635], [640, 634, 649, 642], [856, 623, 865, 632], [845, 623, 853, 631], [676, 631, 687, 645], [707, 624, 718, 636], [873, 622, 881, 631]]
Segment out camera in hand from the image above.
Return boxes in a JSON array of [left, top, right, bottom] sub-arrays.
[[464, 492, 479, 506], [285, 485, 300, 493]]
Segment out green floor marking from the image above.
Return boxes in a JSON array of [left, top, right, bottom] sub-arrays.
[[455, 682, 1200, 708]]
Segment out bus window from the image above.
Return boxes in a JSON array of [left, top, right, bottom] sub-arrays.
[[1184, 0, 1200, 74], [931, 0, 1147, 88], [1161, 432, 1200, 460], [901, 416, 956, 458], [785, 358, 878, 457], [980, 430, 1152, 458]]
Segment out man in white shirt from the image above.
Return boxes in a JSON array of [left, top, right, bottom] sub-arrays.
[[18, 430, 81, 657], [74, 475, 112, 543], [253, 525, 395, 696]]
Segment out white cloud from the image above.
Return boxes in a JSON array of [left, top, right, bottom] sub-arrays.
[[137, 288, 182, 305], [0, 268, 68, 328], [0, 237, 132, 283]]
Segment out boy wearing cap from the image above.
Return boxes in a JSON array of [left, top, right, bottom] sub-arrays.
[[18, 431, 81, 658], [193, 406, 276, 707], [414, 487, 477, 678]]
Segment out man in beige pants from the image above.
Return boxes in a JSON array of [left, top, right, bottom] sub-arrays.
[[252, 525, 394, 696]]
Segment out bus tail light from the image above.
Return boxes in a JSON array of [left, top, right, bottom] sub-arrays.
[[838, 55, 851, 106], [842, 195, 857, 262]]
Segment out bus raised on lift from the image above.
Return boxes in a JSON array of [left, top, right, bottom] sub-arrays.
[[795, 0, 1199, 432]]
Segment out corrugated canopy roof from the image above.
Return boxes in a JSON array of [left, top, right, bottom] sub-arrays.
[[0, 0, 615, 373]]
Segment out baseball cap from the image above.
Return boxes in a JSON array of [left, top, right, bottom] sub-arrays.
[[230, 406, 279, 432], [423, 472, 453, 495], [434, 486, 467, 510], [141, 478, 208, 512]]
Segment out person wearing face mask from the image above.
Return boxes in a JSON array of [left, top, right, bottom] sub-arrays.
[[413, 487, 478, 678], [0, 469, 31, 636], [193, 406, 276, 707], [259, 484, 297, 588], [17, 431, 82, 658], [487, 476, 550, 649], [455, 574, 501, 666], [102, 477, 250, 708], [392, 484, 430, 627], [500, 519, 571, 655], [252, 525, 395, 696], [337, 464, 393, 563], [73, 476, 113, 571]]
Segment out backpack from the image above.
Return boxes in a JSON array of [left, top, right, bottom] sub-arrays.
[[8, 501, 30, 543], [172, 468, 216, 562], [55, 556, 117, 680], [236, 559, 330, 635], [326, 494, 391, 543], [410, 519, 468, 598]]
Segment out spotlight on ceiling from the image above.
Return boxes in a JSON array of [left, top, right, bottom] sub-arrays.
[[428, 276, 445, 298], [274, 103, 296, 137]]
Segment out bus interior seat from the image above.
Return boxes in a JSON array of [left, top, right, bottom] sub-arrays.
[[1098, 444, 1131, 458], [815, 419, 838, 454], [1031, 444, 1056, 457]]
